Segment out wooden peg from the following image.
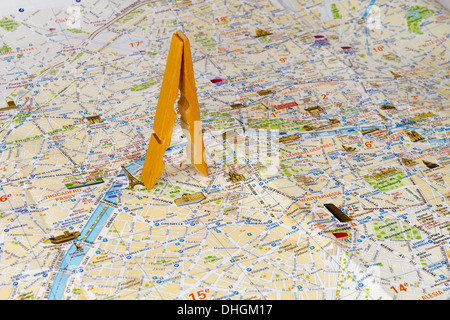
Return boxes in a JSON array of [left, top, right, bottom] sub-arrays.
[[141, 31, 208, 190], [176, 31, 208, 177]]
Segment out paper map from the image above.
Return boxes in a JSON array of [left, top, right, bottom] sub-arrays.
[[0, 0, 449, 300]]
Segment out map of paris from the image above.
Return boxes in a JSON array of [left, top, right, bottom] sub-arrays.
[[0, 0, 448, 300]]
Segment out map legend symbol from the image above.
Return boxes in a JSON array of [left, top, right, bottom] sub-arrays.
[[423, 160, 439, 169], [342, 145, 356, 152], [49, 231, 81, 244], [341, 46, 354, 54], [228, 171, 245, 183], [406, 130, 425, 142], [174, 192, 206, 206], [254, 28, 272, 38], [390, 71, 402, 78], [380, 104, 396, 110], [313, 35, 329, 46], [121, 165, 144, 189], [0, 100, 17, 111], [86, 115, 103, 124], [401, 158, 416, 166]]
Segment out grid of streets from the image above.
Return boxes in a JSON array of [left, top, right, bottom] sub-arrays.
[[0, 0, 449, 300]]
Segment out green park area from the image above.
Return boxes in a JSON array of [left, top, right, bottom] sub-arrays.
[[407, 6, 435, 34], [373, 221, 422, 240], [131, 79, 156, 91], [365, 169, 405, 191], [0, 17, 19, 31]]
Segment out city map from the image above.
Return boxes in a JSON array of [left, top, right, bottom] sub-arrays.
[[0, 0, 448, 301]]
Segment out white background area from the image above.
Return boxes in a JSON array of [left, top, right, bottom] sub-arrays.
[[0, 0, 448, 16]]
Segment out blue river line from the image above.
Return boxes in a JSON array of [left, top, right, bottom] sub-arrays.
[[84, 205, 114, 243], [48, 273, 70, 300], [361, 0, 377, 19], [48, 158, 145, 300]]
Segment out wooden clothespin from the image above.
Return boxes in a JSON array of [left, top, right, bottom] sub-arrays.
[[141, 31, 208, 189]]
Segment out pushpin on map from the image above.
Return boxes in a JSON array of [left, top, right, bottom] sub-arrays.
[[141, 31, 208, 190]]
